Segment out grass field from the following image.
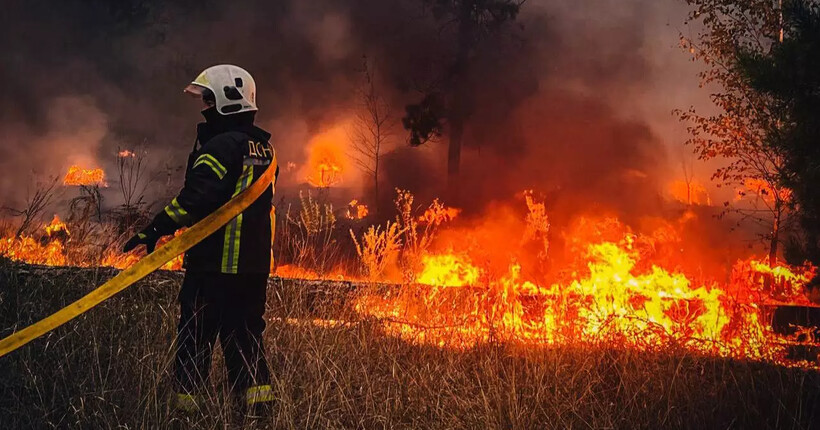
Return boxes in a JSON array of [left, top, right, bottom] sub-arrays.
[[2, 258, 820, 429]]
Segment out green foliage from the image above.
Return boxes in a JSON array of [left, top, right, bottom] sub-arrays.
[[678, 0, 784, 186], [677, 0, 797, 260], [403, 93, 446, 147], [737, 1, 820, 264]]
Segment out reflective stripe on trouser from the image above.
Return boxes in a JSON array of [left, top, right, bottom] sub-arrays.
[[246, 384, 274, 405], [221, 165, 254, 274], [173, 392, 201, 412]]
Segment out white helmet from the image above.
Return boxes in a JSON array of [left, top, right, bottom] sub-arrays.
[[184, 64, 258, 115]]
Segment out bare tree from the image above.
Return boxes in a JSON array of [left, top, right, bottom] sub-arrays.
[[674, 146, 713, 206], [2, 176, 59, 237], [350, 58, 393, 214]]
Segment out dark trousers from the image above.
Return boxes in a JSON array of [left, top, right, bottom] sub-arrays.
[[175, 271, 270, 394]]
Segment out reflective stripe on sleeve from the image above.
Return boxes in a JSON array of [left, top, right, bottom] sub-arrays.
[[192, 154, 227, 179], [164, 197, 191, 225]]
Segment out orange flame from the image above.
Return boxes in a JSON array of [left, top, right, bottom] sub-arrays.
[[415, 253, 481, 287], [2, 237, 67, 266], [0, 184, 817, 369], [419, 203, 460, 225], [44, 215, 69, 237], [63, 165, 107, 187], [354, 205, 817, 365], [348, 200, 369, 219], [669, 179, 712, 205], [304, 126, 349, 188]]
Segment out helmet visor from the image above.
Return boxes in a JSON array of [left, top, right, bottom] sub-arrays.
[[183, 84, 215, 110]]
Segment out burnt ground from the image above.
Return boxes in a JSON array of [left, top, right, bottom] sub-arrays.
[[1, 258, 820, 429]]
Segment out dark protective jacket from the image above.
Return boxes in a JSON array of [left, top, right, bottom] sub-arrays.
[[152, 112, 278, 274]]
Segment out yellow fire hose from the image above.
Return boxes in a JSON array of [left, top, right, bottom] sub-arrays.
[[0, 155, 277, 358]]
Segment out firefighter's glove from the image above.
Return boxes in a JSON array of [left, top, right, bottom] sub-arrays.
[[123, 227, 161, 254]]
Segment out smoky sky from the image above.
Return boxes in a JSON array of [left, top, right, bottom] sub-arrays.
[[0, 0, 709, 220]]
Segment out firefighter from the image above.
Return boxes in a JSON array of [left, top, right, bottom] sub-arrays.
[[123, 64, 278, 415]]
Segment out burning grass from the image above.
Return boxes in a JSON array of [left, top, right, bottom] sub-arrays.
[[1, 260, 819, 429], [1, 188, 818, 370]]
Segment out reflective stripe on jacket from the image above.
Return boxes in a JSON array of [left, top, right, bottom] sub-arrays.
[[162, 122, 278, 274]]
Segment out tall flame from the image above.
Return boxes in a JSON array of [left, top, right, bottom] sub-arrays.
[[354, 210, 816, 364]]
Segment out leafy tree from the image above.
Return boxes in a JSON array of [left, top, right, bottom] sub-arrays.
[[737, 0, 820, 265], [677, 0, 792, 263]]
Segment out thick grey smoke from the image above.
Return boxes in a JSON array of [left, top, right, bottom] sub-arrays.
[[0, 0, 702, 221]]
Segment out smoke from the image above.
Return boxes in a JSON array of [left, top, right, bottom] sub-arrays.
[[0, 0, 702, 223], [0, 96, 108, 208]]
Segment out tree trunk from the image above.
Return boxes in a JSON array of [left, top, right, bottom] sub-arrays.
[[373, 154, 380, 216], [447, 117, 463, 203], [769, 203, 781, 266], [447, 1, 474, 204]]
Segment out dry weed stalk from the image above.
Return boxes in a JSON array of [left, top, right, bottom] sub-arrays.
[[394, 189, 458, 281], [1, 176, 59, 238], [276, 191, 341, 275], [350, 221, 405, 280], [349, 189, 458, 282], [298, 190, 335, 235]]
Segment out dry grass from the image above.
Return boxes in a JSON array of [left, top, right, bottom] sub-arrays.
[[2, 259, 820, 429]]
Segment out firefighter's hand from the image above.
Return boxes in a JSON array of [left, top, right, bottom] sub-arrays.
[[123, 230, 160, 254]]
